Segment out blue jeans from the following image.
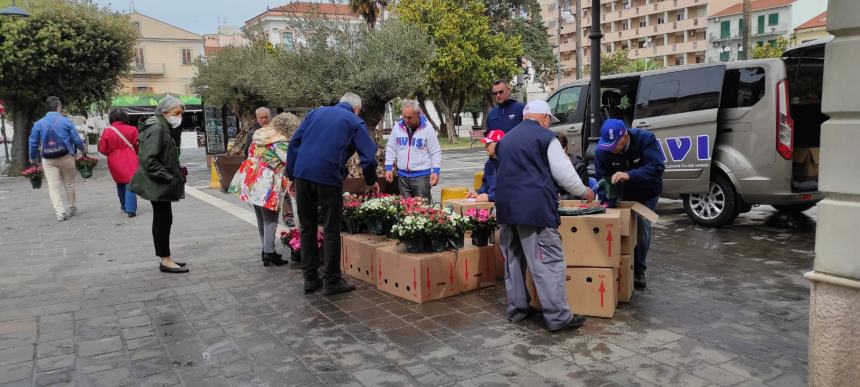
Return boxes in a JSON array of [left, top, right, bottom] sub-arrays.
[[116, 184, 138, 214], [634, 196, 659, 275]]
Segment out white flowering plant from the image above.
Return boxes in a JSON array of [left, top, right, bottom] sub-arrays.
[[444, 208, 471, 235], [390, 214, 431, 240], [358, 195, 401, 221]]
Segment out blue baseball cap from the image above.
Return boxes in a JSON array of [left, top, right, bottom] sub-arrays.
[[597, 119, 628, 152]]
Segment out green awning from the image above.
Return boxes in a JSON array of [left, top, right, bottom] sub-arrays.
[[111, 94, 202, 107]]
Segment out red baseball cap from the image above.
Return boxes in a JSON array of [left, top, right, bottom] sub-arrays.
[[481, 130, 505, 144]]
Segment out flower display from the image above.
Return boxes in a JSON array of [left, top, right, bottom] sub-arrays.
[[390, 214, 431, 240], [75, 155, 99, 169], [280, 228, 323, 251], [444, 208, 471, 235], [464, 207, 497, 230], [342, 193, 366, 221], [21, 166, 44, 180]]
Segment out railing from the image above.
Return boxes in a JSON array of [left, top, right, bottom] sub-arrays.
[[131, 63, 165, 75]]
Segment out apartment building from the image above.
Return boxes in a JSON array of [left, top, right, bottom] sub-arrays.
[[244, 2, 362, 48], [793, 11, 829, 45], [204, 25, 250, 57], [539, 0, 737, 91], [706, 0, 826, 62], [124, 13, 205, 95]]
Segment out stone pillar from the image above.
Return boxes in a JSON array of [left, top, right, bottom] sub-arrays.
[[806, 0, 860, 385]]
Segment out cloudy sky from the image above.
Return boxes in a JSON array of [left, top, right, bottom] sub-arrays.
[[91, 0, 343, 35]]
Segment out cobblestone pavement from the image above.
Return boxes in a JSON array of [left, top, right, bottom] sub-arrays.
[[0, 149, 814, 386]]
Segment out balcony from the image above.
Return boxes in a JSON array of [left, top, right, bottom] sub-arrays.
[[710, 33, 742, 43], [754, 24, 789, 37], [630, 40, 703, 59], [131, 63, 165, 76]]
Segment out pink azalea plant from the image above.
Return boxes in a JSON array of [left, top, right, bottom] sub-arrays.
[[464, 208, 497, 230], [280, 228, 323, 251]]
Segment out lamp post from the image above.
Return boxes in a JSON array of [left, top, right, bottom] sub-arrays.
[[0, 0, 31, 17]]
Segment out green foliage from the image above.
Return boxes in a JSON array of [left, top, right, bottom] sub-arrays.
[[626, 58, 663, 73], [485, 0, 556, 85], [394, 0, 523, 141], [753, 37, 789, 59], [596, 49, 633, 75]]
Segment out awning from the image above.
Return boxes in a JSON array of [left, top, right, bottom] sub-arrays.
[[111, 94, 202, 107]]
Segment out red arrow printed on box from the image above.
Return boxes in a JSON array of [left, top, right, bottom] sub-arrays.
[[426, 268, 431, 290], [464, 258, 470, 281], [599, 280, 606, 307], [606, 226, 613, 257]]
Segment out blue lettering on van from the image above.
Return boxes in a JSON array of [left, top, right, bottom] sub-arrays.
[[697, 135, 710, 161], [665, 136, 692, 162], [655, 139, 668, 163]]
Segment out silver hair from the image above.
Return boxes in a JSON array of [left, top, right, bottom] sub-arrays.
[[155, 95, 185, 115], [339, 93, 362, 109], [400, 99, 421, 114], [255, 107, 271, 117]]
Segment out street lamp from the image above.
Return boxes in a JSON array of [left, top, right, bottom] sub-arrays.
[[0, 0, 31, 18]]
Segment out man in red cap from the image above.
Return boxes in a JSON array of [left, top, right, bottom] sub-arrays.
[[468, 129, 505, 202]]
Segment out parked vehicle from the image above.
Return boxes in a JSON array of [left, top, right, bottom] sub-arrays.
[[546, 38, 827, 227]]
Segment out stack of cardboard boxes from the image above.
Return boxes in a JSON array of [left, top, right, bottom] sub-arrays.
[[339, 199, 499, 304], [525, 200, 658, 319]]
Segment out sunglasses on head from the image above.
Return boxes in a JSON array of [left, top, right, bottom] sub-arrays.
[[492, 90, 505, 96]]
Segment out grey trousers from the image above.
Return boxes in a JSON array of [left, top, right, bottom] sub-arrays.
[[254, 205, 279, 254], [500, 224, 573, 330], [398, 175, 432, 202]]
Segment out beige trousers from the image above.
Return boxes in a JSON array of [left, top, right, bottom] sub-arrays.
[[42, 155, 76, 214]]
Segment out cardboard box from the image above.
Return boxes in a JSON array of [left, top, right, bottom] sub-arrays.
[[559, 211, 622, 267], [617, 254, 634, 303], [342, 234, 396, 285], [566, 267, 618, 318], [442, 199, 495, 215], [559, 200, 601, 209], [493, 229, 505, 280], [610, 201, 659, 237], [793, 147, 819, 178], [456, 242, 496, 292], [375, 245, 459, 304]]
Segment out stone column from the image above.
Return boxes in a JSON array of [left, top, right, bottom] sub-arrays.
[[806, 1, 860, 385]]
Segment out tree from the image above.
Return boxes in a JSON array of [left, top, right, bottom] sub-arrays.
[[596, 49, 633, 75], [395, 0, 523, 143], [626, 58, 662, 73], [742, 0, 752, 61], [753, 37, 789, 59], [0, 0, 136, 175], [485, 0, 556, 85], [348, 0, 387, 29]]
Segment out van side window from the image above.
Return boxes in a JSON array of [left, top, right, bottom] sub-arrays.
[[548, 86, 582, 125], [721, 67, 766, 108], [635, 67, 723, 119]]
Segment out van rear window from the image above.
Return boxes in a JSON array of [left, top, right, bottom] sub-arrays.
[[721, 67, 766, 108]]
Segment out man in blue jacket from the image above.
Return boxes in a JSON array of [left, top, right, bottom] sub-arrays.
[[594, 119, 665, 289], [486, 80, 524, 134], [287, 93, 379, 295]]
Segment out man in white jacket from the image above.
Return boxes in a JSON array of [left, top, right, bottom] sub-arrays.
[[384, 99, 442, 202]]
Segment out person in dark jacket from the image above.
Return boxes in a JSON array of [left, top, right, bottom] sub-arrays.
[[467, 129, 504, 202], [287, 93, 379, 295], [486, 80, 525, 134], [130, 96, 188, 274], [495, 100, 595, 333], [594, 119, 665, 289]]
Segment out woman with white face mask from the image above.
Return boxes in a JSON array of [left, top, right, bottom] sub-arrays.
[[130, 96, 189, 274]]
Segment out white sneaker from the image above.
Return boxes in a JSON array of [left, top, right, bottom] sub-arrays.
[[56, 212, 66, 222], [67, 206, 77, 217]]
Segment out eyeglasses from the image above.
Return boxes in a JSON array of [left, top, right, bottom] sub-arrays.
[[492, 90, 506, 96]]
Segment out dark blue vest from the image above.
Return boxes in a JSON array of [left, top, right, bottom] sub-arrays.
[[495, 120, 560, 228]]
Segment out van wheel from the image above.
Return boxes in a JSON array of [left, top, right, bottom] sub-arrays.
[[683, 174, 739, 228], [773, 204, 815, 214]]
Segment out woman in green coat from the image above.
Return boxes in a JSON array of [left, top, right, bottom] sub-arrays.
[[130, 96, 188, 274]]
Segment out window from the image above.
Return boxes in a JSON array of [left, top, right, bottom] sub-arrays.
[[181, 49, 192, 65], [548, 86, 583, 125], [131, 22, 141, 37], [622, 20, 629, 30], [720, 67, 765, 108], [282, 32, 293, 48], [548, 3, 556, 12], [135, 86, 149, 93], [548, 20, 557, 29], [768, 13, 778, 26], [657, 16, 665, 24], [757, 15, 765, 34], [720, 51, 730, 62], [634, 66, 723, 119], [605, 45, 612, 53], [134, 48, 144, 65], [738, 18, 744, 35], [720, 20, 730, 38], [768, 39, 777, 47], [639, 20, 647, 27], [756, 40, 764, 47]]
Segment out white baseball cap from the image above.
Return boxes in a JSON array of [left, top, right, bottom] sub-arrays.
[[523, 100, 560, 123]]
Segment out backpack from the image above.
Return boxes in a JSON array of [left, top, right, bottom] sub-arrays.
[[40, 117, 69, 159]]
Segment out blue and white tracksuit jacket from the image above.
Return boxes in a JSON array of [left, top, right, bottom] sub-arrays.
[[384, 117, 442, 178]]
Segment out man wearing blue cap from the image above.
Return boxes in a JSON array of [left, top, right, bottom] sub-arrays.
[[594, 119, 665, 289]]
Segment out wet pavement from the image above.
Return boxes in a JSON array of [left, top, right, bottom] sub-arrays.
[[0, 147, 814, 386]]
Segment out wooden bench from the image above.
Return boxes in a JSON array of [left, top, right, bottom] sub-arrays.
[[469, 129, 485, 148]]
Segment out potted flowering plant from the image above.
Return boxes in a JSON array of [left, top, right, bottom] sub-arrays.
[[391, 214, 430, 253], [280, 228, 323, 262], [342, 193, 366, 234], [425, 209, 457, 252], [75, 155, 98, 178], [21, 166, 44, 189], [464, 207, 497, 246], [445, 208, 471, 248], [360, 195, 401, 235]]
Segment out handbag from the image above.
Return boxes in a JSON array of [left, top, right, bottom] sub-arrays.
[[179, 166, 188, 183]]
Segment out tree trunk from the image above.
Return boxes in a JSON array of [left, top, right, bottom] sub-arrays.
[[742, 0, 752, 61], [454, 94, 466, 139], [8, 102, 39, 177], [436, 99, 457, 144], [480, 92, 494, 130], [418, 98, 441, 132], [575, 0, 583, 79]]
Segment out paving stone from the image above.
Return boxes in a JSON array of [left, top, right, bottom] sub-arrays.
[[0, 345, 34, 366], [78, 336, 122, 357], [35, 354, 75, 372], [131, 356, 174, 378], [0, 361, 33, 384], [34, 366, 76, 386], [351, 362, 415, 386], [80, 367, 134, 387], [718, 356, 786, 382], [138, 370, 181, 387]]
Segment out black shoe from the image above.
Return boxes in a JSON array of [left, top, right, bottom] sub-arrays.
[[508, 309, 531, 323], [304, 278, 323, 293], [322, 277, 355, 296], [127, 213, 136, 218], [262, 252, 288, 266], [174, 261, 186, 267], [159, 264, 189, 274], [634, 272, 646, 289], [548, 315, 587, 333]]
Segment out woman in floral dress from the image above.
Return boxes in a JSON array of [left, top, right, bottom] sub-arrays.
[[230, 113, 301, 266]]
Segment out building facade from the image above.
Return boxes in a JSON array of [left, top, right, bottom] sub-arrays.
[[204, 25, 250, 57], [124, 13, 205, 95], [244, 2, 363, 49], [538, 0, 739, 91], [793, 11, 829, 45], [706, 0, 827, 63]]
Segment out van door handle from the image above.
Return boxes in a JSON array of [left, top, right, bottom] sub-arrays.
[[637, 122, 651, 128]]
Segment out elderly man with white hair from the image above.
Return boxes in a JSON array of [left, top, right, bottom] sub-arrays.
[[287, 93, 379, 295], [244, 107, 272, 158], [494, 99, 596, 333], [384, 99, 441, 202]]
